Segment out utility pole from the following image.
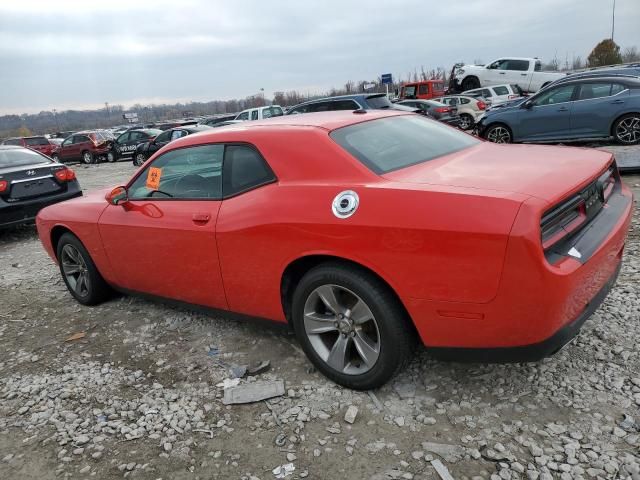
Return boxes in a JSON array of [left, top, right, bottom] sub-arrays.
[[612, 0, 616, 41], [52, 109, 60, 131], [105, 102, 111, 124]]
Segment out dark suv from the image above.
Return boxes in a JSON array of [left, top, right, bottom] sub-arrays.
[[2, 136, 59, 159], [57, 131, 113, 164], [132, 125, 211, 166], [286, 93, 418, 115]]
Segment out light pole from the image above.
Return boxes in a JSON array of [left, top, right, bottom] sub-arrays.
[[612, 0, 616, 41]]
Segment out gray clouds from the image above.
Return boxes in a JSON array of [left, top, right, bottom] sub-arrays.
[[0, 0, 638, 113]]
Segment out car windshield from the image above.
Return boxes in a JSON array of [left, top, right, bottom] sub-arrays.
[[366, 95, 393, 109], [331, 115, 479, 174], [0, 148, 51, 168]]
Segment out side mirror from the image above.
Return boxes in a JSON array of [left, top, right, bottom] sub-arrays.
[[522, 100, 534, 109], [106, 186, 129, 206]]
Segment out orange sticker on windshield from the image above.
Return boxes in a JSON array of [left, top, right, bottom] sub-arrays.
[[146, 167, 162, 190]]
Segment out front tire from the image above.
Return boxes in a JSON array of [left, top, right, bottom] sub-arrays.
[[56, 233, 111, 306], [133, 153, 146, 166], [81, 151, 94, 164], [462, 76, 480, 91], [291, 263, 415, 390], [613, 113, 640, 145], [458, 113, 474, 130], [106, 150, 116, 163], [484, 124, 512, 143]]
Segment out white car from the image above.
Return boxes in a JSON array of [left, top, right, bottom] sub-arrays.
[[235, 105, 285, 121], [462, 84, 523, 108], [433, 95, 488, 130], [453, 57, 567, 93]]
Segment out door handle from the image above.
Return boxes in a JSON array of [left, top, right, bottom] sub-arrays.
[[557, 107, 569, 112], [498, 72, 506, 74], [520, 73, 527, 76], [610, 99, 625, 104], [192, 213, 211, 224]]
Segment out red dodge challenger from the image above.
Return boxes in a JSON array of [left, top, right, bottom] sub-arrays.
[[36, 110, 633, 389]]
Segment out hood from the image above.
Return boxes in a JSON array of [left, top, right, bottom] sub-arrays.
[[382, 142, 613, 204]]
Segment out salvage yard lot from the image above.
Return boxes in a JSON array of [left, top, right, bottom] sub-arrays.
[[1, 150, 639, 479]]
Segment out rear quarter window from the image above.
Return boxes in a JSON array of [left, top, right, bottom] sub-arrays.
[[330, 116, 480, 174], [492, 86, 509, 95], [24, 137, 49, 146], [0, 148, 51, 167]]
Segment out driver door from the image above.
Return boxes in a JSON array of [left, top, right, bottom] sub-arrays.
[[98, 144, 227, 308]]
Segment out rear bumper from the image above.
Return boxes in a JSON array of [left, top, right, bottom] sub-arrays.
[[427, 260, 621, 362], [406, 183, 633, 354], [0, 188, 82, 228]]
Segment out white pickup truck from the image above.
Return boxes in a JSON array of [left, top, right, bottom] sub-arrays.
[[451, 57, 567, 94]]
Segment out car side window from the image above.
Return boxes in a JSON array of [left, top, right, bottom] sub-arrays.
[[251, 110, 259, 120], [533, 85, 576, 106], [73, 135, 89, 144], [62, 138, 72, 147], [331, 100, 359, 111], [237, 112, 249, 120], [170, 130, 186, 141], [4, 138, 22, 146], [418, 84, 429, 95], [307, 101, 332, 113], [578, 82, 617, 100], [129, 131, 145, 141], [128, 144, 224, 200], [492, 85, 509, 95], [155, 130, 172, 143], [460, 97, 471, 104], [611, 83, 626, 95], [505, 59, 529, 71], [223, 145, 276, 197], [480, 89, 492, 97]]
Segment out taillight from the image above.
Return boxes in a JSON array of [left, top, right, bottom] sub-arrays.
[[508, 95, 519, 99], [541, 196, 587, 251], [476, 100, 486, 110], [54, 168, 76, 182], [0, 180, 7, 193], [434, 107, 450, 113]]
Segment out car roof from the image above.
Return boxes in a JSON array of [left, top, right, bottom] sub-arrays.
[[171, 125, 211, 132], [0, 144, 24, 151], [290, 93, 386, 108], [181, 110, 410, 136]]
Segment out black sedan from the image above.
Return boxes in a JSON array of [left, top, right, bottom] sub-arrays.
[[107, 129, 162, 163], [132, 125, 211, 166], [0, 146, 81, 228], [396, 99, 461, 127]]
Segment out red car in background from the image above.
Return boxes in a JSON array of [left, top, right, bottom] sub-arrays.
[[399, 80, 446, 100], [56, 131, 113, 164], [35, 111, 633, 389], [2, 136, 59, 159]]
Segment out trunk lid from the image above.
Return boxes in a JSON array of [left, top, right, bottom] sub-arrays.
[[0, 162, 67, 201], [382, 143, 613, 203]]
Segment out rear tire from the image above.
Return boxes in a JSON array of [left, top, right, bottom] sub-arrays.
[[458, 113, 474, 130], [291, 262, 416, 390], [613, 113, 640, 145], [133, 153, 146, 166], [484, 123, 513, 143], [56, 233, 112, 306], [462, 76, 480, 91], [81, 151, 94, 164]]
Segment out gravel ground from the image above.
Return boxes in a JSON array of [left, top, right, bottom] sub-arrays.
[[0, 147, 639, 480]]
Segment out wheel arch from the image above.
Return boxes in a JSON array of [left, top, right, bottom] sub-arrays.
[[51, 225, 74, 259], [279, 254, 414, 330], [610, 111, 640, 137]]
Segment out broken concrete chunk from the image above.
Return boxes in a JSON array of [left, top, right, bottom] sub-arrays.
[[431, 459, 455, 480], [344, 405, 358, 424], [422, 442, 466, 463], [223, 380, 285, 405]]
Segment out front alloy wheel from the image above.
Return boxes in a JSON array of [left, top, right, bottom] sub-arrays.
[[106, 151, 116, 162], [82, 151, 94, 164], [614, 114, 640, 145], [303, 284, 380, 375], [458, 113, 474, 130], [61, 244, 91, 298], [485, 125, 512, 143]]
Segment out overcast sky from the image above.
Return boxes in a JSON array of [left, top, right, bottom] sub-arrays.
[[0, 0, 638, 114]]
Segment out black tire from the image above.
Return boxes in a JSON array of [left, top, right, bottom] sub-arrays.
[[81, 150, 94, 165], [484, 123, 513, 143], [461, 76, 480, 91], [458, 113, 474, 130], [106, 150, 117, 163], [612, 113, 640, 145], [56, 233, 111, 306], [291, 262, 416, 390], [133, 153, 146, 166]]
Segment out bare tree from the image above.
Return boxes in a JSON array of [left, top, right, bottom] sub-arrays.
[[622, 46, 640, 62]]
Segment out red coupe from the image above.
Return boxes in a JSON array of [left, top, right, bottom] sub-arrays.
[[36, 111, 633, 389]]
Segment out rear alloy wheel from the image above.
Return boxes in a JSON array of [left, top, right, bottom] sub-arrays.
[[57, 233, 111, 305], [134, 153, 146, 166], [485, 124, 512, 143], [81, 151, 94, 164], [106, 151, 116, 162], [613, 114, 640, 145], [458, 113, 474, 130], [291, 263, 415, 390]]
